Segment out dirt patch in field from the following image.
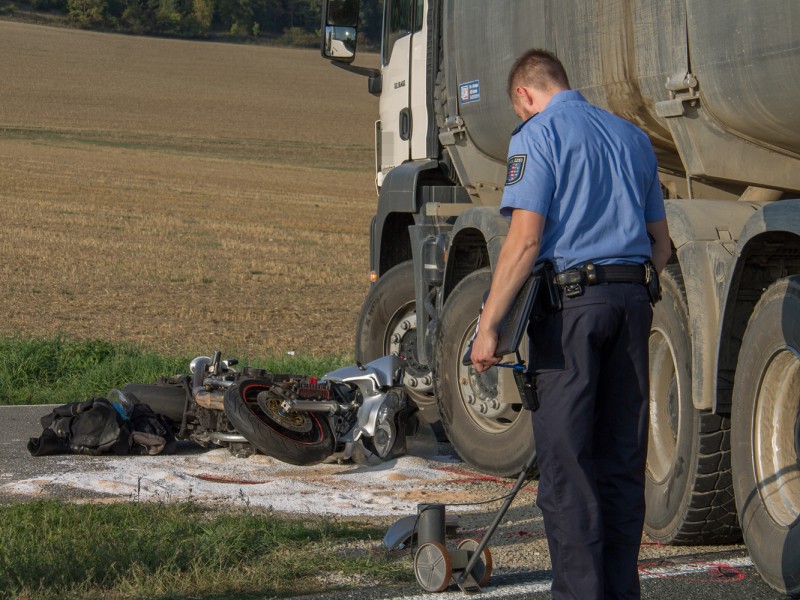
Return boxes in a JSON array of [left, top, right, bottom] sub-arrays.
[[0, 21, 380, 357]]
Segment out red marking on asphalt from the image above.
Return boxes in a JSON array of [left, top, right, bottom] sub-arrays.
[[456, 528, 486, 538], [638, 560, 746, 583], [437, 467, 538, 492], [500, 529, 546, 540], [706, 563, 746, 581], [192, 474, 266, 485]]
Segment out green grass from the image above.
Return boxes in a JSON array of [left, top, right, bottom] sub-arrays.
[[0, 500, 411, 599], [0, 336, 351, 405]]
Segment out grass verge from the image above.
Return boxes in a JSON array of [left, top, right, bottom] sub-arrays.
[[0, 336, 351, 405], [0, 500, 410, 599]]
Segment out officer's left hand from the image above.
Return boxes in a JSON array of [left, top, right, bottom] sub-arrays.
[[470, 328, 501, 373]]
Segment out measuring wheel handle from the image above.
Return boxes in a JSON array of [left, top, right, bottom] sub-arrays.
[[457, 538, 493, 587], [414, 541, 453, 593]]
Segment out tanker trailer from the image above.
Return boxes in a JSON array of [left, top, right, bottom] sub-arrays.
[[320, 1, 800, 594]]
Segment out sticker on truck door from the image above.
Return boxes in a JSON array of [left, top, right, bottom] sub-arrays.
[[459, 80, 481, 104]]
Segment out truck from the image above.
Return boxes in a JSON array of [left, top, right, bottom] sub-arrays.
[[319, 0, 800, 595]]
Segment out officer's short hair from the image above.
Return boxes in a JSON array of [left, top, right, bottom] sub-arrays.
[[507, 49, 570, 98]]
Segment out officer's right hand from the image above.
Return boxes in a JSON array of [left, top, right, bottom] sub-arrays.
[[469, 328, 501, 373]]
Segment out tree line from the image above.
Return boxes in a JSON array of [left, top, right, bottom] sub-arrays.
[[13, 0, 382, 46]]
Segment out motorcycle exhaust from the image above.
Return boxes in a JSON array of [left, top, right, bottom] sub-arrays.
[[194, 390, 225, 411], [210, 432, 249, 443]]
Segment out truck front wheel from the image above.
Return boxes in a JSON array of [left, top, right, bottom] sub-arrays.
[[355, 261, 435, 412], [732, 275, 800, 597], [433, 268, 535, 477]]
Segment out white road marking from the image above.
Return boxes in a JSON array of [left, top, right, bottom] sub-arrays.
[[385, 556, 755, 599]]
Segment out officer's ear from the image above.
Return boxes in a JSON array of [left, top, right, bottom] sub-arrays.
[[513, 86, 537, 120]]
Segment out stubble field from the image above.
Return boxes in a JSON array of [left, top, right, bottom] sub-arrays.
[[0, 21, 379, 357]]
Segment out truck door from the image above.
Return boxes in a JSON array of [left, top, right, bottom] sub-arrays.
[[378, 0, 427, 182]]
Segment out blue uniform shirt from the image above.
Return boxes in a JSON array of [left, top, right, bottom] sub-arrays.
[[500, 90, 666, 272]]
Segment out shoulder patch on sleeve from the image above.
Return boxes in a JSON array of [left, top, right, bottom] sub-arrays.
[[505, 154, 527, 186]]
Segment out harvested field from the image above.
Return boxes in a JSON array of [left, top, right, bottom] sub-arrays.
[[0, 21, 379, 357]]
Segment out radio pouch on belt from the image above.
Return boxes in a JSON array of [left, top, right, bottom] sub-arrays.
[[645, 261, 661, 305], [513, 369, 539, 411]]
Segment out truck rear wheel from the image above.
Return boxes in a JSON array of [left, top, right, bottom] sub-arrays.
[[355, 260, 435, 411], [644, 264, 740, 543], [732, 275, 800, 597], [433, 268, 535, 477]]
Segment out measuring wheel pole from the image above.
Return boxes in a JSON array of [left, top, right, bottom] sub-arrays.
[[456, 449, 537, 587]]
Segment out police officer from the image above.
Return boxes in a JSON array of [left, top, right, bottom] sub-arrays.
[[469, 49, 672, 600]]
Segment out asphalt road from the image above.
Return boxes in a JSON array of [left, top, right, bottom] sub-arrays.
[[1, 404, 792, 599]]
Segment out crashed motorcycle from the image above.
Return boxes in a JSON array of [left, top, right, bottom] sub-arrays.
[[121, 350, 260, 457], [223, 354, 417, 465], [123, 351, 417, 466]]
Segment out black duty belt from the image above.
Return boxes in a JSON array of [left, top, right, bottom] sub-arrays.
[[553, 263, 649, 298]]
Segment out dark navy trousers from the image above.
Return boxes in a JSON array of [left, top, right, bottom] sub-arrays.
[[527, 282, 652, 600]]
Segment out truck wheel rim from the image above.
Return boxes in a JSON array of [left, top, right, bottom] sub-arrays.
[[648, 328, 680, 483], [386, 307, 433, 395], [455, 317, 522, 433], [753, 345, 800, 527]]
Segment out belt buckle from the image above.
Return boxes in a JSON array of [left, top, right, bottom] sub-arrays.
[[564, 283, 583, 298]]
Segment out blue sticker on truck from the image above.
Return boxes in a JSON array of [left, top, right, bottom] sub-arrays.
[[506, 155, 527, 185], [459, 80, 481, 104]]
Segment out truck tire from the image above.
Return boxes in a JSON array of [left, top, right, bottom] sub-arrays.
[[433, 268, 535, 477], [644, 264, 740, 544], [731, 276, 800, 597], [355, 260, 434, 408]]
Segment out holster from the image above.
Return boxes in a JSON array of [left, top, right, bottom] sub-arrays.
[[513, 369, 539, 411], [645, 261, 662, 305], [541, 262, 562, 312]]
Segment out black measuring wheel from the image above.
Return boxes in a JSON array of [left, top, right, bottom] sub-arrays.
[[414, 541, 453, 593], [456, 538, 493, 587]]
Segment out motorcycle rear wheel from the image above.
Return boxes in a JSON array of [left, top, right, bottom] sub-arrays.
[[223, 378, 334, 465]]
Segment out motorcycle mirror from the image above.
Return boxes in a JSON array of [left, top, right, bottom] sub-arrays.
[[210, 350, 222, 374], [189, 356, 212, 374]]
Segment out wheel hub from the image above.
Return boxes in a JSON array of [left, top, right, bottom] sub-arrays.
[[256, 390, 312, 433], [453, 319, 522, 431], [753, 346, 800, 527], [647, 328, 680, 483], [388, 312, 434, 395], [463, 366, 500, 415]]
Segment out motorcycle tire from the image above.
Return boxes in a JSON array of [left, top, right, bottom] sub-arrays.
[[223, 378, 335, 465]]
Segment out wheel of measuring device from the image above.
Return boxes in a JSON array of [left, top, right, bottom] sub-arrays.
[[414, 541, 452, 593], [456, 538, 493, 587]]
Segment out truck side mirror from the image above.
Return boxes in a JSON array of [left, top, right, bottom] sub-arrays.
[[321, 0, 360, 63], [323, 26, 357, 61]]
